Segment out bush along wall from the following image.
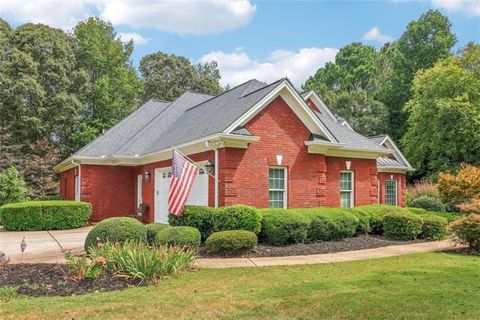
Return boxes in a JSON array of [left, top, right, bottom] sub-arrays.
[[0, 200, 92, 231]]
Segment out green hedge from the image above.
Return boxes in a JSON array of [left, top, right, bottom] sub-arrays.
[[169, 205, 261, 240], [298, 208, 359, 242], [205, 230, 257, 255], [259, 209, 311, 245], [145, 223, 170, 245], [450, 214, 480, 251], [0, 201, 92, 231], [410, 196, 446, 212], [383, 212, 423, 240], [419, 214, 448, 240], [353, 205, 412, 234], [84, 217, 147, 251], [155, 226, 201, 247]]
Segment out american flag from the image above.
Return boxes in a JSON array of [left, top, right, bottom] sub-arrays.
[[168, 150, 199, 216]]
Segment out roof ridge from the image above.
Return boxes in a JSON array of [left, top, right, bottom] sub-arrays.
[[240, 78, 284, 98]]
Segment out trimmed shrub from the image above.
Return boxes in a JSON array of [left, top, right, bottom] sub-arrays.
[[155, 226, 201, 247], [302, 208, 359, 241], [353, 205, 409, 234], [383, 212, 423, 240], [205, 230, 257, 255], [1, 201, 92, 231], [145, 223, 170, 245], [259, 209, 310, 246], [408, 207, 427, 215], [169, 206, 216, 240], [348, 209, 373, 234], [450, 214, 480, 251], [213, 205, 262, 234], [419, 214, 448, 240], [438, 164, 480, 208], [410, 196, 446, 212], [84, 217, 147, 251]]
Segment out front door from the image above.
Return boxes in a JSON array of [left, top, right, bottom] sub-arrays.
[[154, 168, 209, 223]]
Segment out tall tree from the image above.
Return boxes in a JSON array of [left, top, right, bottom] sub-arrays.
[[140, 52, 222, 102], [72, 17, 141, 153], [402, 43, 480, 179], [377, 10, 457, 140]]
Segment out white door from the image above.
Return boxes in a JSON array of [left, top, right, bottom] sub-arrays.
[[154, 168, 209, 223]]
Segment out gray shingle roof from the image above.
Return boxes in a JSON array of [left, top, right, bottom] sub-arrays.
[[314, 112, 389, 152], [376, 157, 406, 168], [368, 135, 387, 145]]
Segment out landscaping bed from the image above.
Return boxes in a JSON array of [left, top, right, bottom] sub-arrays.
[[0, 263, 140, 297], [198, 234, 426, 257]]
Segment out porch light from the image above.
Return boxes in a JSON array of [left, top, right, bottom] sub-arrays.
[[143, 170, 151, 181], [205, 160, 215, 175]]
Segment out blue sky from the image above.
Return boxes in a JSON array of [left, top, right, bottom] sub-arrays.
[[1, 0, 479, 87]]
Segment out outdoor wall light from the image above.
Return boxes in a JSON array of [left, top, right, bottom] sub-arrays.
[[205, 159, 215, 175], [143, 170, 151, 181]]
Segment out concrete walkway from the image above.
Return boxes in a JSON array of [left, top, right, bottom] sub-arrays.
[[0, 227, 455, 266]]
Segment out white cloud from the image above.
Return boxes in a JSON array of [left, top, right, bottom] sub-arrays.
[[117, 32, 149, 45], [199, 47, 338, 87], [430, 0, 480, 17], [0, 0, 256, 34], [362, 27, 393, 44]]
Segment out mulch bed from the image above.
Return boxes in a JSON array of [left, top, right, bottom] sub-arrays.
[[0, 264, 141, 297], [198, 235, 426, 258]]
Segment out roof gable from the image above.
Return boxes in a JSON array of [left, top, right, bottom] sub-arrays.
[[369, 135, 413, 171]]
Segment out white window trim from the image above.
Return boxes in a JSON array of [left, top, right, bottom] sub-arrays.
[[385, 180, 398, 206], [340, 170, 354, 208], [268, 167, 288, 209]]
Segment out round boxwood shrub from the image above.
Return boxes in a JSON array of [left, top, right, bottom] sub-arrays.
[[205, 230, 257, 255], [213, 205, 262, 234], [383, 212, 423, 240], [0, 201, 91, 231], [304, 209, 359, 242], [169, 206, 216, 240], [419, 214, 448, 240], [145, 223, 170, 245], [410, 196, 446, 212], [84, 217, 147, 251], [450, 214, 480, 251], [259, 209, 310, 246], [155, 226, 201, 247]]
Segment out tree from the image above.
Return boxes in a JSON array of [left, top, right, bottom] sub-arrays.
[[72, 18, 141, 154], [402, 43, 480, 179], [377, 10, 457, 140], [140, 52, 222, 102], [0, 166, 28, 206], [331, 91, 388, 136]]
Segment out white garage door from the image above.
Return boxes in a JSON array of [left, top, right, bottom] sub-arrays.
[[154, 168, 209, 223]]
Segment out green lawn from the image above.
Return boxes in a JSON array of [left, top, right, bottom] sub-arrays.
[[1, 252, 479, 319]]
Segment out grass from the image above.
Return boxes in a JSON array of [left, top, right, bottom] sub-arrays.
[[1, 252, 479, 319]]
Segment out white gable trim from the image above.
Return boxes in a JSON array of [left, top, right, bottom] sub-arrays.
[[380, 135, 413, 171], [224, 80, 337, 142], [302, 90, 337, 121]]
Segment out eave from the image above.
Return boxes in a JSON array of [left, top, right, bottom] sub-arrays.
[[305, 141, 393, 159]]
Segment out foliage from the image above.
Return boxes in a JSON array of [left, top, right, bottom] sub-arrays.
[[300, 208, 359, 242], [145, 223, 170, 245], [0, 200, 91, 231], [383, 212, 423, 240], [408, 182, 439, 201], [169, 205, 262, 240], [64, 252, 103, 280], [450, 214, 480, 251], [0, 167, 27, 206], [84, 217, 147, 251], [205, 230, 257, 255], [458, 199, 480, 214], [155, 226, 201, 248], [410, 196, 446, 212], [378, 10, 457, 140], [353, 205, 410, 234], [418, 214, 448, 240], [403, 45, 480, 178], [89, 241, 196, 283], [437, 164, 480, 209], [140, 52, 222, 102], [259, 209, 311, 246]]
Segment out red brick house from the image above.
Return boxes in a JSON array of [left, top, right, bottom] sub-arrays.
[[56, 78, 413, 222]]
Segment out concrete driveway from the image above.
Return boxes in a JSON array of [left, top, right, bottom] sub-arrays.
[[0, 226, 92, 263]]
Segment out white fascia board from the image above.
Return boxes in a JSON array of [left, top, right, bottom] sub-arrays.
[[305, 140, 393, 159], [377, 167, 410, 173], [302, 90, 337, 121], [381, 135, 413, 170], [224, 80, 337, 143]]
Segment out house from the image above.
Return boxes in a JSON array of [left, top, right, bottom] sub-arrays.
[[56, 78, 413, 222]]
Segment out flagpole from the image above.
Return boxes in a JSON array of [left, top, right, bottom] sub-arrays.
[[171, 146, 216, 179]]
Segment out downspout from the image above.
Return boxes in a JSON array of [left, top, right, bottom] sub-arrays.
[[71, 159, 81, 201], [214, 146, 219, 208]]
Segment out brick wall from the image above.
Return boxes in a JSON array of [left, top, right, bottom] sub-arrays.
[[378, 172, 406, 207], [59, 167, 76, 200]]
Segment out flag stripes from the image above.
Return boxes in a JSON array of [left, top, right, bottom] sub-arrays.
[[168, 150, 199, 216]]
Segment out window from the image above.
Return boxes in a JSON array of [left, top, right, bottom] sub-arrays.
[[340, 171, 354, 208], [269, 167, 287, 208], [385, 180, 398, 206], [137, 175, 143, 207]]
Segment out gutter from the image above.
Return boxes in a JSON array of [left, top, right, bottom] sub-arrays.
[[71, 159, 81, 201]]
